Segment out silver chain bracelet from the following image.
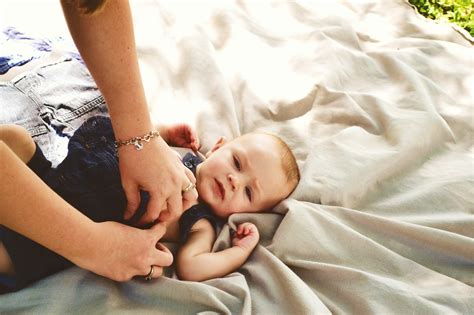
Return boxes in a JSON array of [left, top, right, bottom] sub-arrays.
[[114, 130, 160, 151]]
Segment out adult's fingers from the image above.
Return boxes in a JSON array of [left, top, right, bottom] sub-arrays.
[[149, 221, 167, 240], [183, 167, 196, 185], [138, 191, 166, 225], [155, 243, 173, 267], [145, 243, 173, 280], [164, 190, 182, 223], [182, 167, 198, 202], [141, 225, 173, 280], [162, 164, 191, 222], [123, 182, 141, 220]]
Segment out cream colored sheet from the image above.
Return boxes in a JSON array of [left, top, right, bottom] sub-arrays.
[[0, 0, 472, 314]]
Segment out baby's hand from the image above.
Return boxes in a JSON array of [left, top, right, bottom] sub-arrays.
[[232, 222, 260, 251], [159, 123, 200, 151]]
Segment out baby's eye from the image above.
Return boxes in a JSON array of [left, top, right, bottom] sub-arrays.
[[233, 156, 241, 171], [245, 187, 252, 202]]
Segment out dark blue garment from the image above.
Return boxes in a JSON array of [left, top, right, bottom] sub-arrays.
[[0, 116, 220, 290], [181, 152, 202, 175], [0, 116, 215, 290], [0, 116, 129, 289], [179, 205, 222, 243], [178, 153, 224, 242]]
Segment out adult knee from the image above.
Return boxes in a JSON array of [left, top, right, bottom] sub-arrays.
[[0, 125, 36, 162]]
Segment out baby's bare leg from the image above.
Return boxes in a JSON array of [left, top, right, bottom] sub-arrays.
[[0, 242, 14, 275], [0, 125, 36, 163]]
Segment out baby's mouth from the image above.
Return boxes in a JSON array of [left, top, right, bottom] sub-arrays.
[[214, 179, 225, 200]]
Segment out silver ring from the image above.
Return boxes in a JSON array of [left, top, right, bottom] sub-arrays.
[[182, 182, 196, 194], [145, 265, 154, 281]]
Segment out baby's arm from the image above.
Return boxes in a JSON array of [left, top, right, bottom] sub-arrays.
[[176, 221, 259, 281]]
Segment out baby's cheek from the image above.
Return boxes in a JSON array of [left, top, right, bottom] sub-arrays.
[[213, 205, 230, 218]]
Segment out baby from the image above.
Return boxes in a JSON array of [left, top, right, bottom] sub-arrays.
[[0, 115, 299, 289], [168, 127, 300, 281]]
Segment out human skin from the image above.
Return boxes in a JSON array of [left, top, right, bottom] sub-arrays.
[[174, 133, 294, 281], [196, 133, 292, 217], [0, 125, 293, 283], [60, 0, 194, 225], [0, 136, 171, 282], [0, 122, 199, 282]]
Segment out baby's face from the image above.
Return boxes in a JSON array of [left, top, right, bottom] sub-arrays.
[[196, 133, 292, 218]]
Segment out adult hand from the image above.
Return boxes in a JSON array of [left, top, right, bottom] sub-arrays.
[[157, 165, 198, 224], [157, 122, 200, 222], [119, 136, 195, 225], [77, 221, 173, 282]]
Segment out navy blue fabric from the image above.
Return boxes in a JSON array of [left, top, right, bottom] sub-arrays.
[[1, 116, 128, 289], [178, 153, 223, 243], [178, 204, 222, 243], [0, 116, 214, 290], [181, 152, 202, 175], [0, 228, 16, 290]]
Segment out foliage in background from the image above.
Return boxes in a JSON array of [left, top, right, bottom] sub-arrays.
[[408, 0, 474, 37]]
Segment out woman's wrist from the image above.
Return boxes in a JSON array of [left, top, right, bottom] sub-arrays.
[[64, 220, 103, 271], [110, 118, 155, 142], [115, 130, 161, 151]]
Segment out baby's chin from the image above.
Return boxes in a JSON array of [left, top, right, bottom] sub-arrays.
[[211, 207, 230, 218], [197, 184, 217, 208], [196, 186, 210, 205], [199, 199, 229, 218], [196, 183, 230, 218], [199, 199, 228, 218]]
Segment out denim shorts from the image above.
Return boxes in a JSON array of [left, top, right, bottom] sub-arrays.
[[0, 57, 108, 166]]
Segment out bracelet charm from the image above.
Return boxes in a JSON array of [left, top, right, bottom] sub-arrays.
[[115, 130, 160, 151], [133, 139, 144, 151]]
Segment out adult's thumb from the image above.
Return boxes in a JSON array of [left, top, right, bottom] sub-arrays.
[[150, 222, 167, 240]]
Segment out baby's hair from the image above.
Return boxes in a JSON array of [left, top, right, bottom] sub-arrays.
[[259, 132, 300, 196]]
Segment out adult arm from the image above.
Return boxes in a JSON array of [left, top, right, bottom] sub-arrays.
[[176, 220, 259, 281], [0, 140, 172, 281], [60, 0, 192, 223]]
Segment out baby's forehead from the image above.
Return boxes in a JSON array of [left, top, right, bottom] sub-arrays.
[[232, 136, 282, 165], [234, 132, 281, 152], [242, 141, 290, 201]]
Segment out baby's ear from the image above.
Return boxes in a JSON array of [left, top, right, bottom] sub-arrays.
[[206, 136, 226, 158]]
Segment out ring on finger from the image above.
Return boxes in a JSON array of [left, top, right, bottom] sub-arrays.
[[145, 265, 154, 281], [182, 182, 196, 194]]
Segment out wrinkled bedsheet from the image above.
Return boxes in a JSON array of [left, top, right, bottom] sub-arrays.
[[0, 0, 473, 314]]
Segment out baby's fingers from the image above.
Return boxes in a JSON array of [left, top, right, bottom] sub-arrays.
[[236, 223, 247, 235], [237, 222, 251, 235], [246, 225, 253, 235]]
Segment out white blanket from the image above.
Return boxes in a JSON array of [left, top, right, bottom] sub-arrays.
[[0, 0, 473, 314]]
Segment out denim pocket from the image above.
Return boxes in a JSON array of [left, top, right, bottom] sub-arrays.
[[0, 58, 109, 167]]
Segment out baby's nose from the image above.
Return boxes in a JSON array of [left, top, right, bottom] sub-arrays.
[[228, 173, 240, 191]]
